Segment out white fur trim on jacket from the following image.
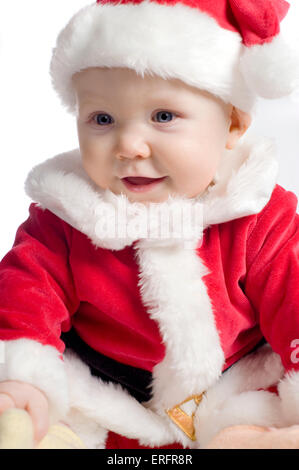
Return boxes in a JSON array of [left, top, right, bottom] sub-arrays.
[[49, 0, 255, 114], [63, 350, 181, 449], [61, 344, 287, 449], [0, 339, 69, 425], [135, 240, 224, 411], [194, 344, 286, 448], [24, 134, 279, 252], [278, 370, 299, 427]]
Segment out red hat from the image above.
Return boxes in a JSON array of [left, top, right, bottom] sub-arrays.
[[50, 0, 299, 114]]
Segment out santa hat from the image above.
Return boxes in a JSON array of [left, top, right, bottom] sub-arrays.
[[50, 0, 299, 115]]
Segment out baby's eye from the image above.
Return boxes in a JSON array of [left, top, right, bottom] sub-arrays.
[[90, 111, 176, 126], [153, 111, 175, 123], [92, 113, 114, 126]]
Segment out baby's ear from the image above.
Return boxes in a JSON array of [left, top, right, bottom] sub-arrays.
[[225, 107, 252, 150]]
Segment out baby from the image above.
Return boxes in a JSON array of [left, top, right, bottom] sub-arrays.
[[0, 0, 299, 449]]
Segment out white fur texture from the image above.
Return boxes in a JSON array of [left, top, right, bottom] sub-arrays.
[[49, 0, 256, 114], [63, 350, 180, 448], [198, 391, 283, 448], [63, 408, 108, 449], [240, 34, 299, 98], [133, 239, 224, 447], [195, 344, 286, 448], [201, 135, 279, 227], [0, 339, 69, 425], [24, 134, 279, 252], [278, 371, 299, 426], [51, 342, 287, 449], [134, 241, 224, 410]]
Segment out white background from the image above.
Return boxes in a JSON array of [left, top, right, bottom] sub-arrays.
[[0, 0, 298, 259]]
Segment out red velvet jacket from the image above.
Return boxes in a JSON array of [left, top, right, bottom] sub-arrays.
[[1, 186, 298, 372], [0, 136, 298, 448]]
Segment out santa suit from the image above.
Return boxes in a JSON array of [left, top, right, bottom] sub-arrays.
[[0, 134, 298, 449]]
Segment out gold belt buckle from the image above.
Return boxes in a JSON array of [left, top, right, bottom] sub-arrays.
[[165, 393, 205, 441]]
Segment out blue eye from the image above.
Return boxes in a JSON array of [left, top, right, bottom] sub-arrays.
[[93, 113, 114, 126], [154, 111, 174, 123], [90, 110, 176, 126]]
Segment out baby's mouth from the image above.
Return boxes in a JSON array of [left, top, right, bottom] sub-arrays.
[[121, 176, 167, 193], [124, 176, 164, 185]]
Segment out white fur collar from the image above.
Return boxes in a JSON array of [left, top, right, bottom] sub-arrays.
[[24, 134, 279, 444], [24, 134, 279, 251]]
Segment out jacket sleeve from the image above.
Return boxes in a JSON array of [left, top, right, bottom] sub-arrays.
[[0, 202, 80, 422], [244, 184, 299, 425]]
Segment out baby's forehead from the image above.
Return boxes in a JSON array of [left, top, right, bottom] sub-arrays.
[[72, 66, 205, 101], [71, 67, 228, 117]]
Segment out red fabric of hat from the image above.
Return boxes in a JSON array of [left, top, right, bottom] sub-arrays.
[[50, 0, 299, 114], [229, 0, 290, 45], [97, 0, 290, 45]]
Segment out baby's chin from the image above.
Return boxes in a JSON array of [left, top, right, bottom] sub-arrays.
[[118, 191, 174, 205], [106, 179, 179, 204], [99, 178, 207, 204], [108, 186, 204, 204]]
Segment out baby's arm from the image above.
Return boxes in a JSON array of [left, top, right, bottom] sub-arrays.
[[234, 185, 299, 439], [0, 203, 80, 435], [244, 186, 299, 382], [0, 381, 49, 443]]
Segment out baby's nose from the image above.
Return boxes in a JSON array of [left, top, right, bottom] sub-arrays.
[[115, 130, 151, 161]]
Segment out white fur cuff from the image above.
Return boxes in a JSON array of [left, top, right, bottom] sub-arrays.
[[0, 339, 69, 424]]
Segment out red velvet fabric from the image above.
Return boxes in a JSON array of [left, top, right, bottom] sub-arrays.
[[0, 184, 298, 376], [96, 0, 290, 45], [105, 431, 186, 449], [0, 183, 298, 448], [229, 0, 289, 45]]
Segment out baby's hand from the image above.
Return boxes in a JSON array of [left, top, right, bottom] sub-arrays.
[[206, 424, 299, 449], [0, 381, 49, 444]]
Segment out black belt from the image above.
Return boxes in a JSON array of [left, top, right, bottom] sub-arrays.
[[61, 327, 153, 403], [61, 327, 266, 404]]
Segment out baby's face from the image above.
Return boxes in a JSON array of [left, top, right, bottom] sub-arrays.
[[72, 67, 236, 203]]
